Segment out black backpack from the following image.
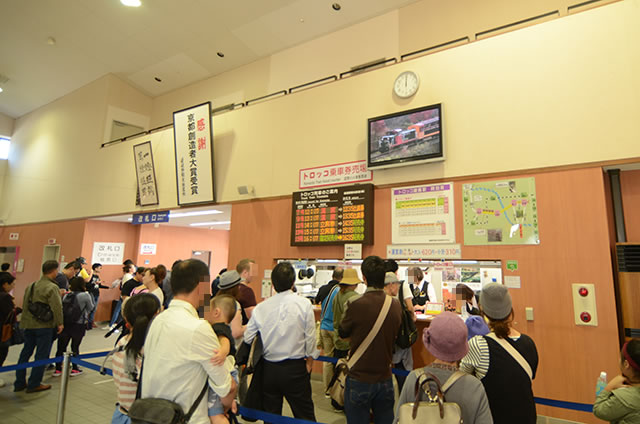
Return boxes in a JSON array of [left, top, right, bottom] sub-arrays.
[[396, 283, 418, 349], [63, 292, 83, 324], [27, 282, 54, 323]]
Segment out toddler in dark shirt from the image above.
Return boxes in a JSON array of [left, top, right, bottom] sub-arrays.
[[207, 294, 239, 424]]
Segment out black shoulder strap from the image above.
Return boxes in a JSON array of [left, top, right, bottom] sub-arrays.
[[184, 381, 210, 422]]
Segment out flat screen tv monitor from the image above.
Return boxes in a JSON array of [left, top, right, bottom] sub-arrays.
[[367, 103, 443, 170]]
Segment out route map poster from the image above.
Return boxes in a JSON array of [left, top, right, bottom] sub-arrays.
[[291, 183, 373, 246], [391, 183, 455, 244], [462, 177, 540, 245]]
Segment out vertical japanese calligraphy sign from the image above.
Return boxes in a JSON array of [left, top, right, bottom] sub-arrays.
[[133, 141, 159, 206], [172, 102, 215, 206]]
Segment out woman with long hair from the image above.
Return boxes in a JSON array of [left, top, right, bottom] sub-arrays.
[[111, 293, 161, 424], [54, 277, 94, 376]]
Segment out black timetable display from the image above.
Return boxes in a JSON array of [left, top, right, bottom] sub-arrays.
[[291, 184, 374, 246]]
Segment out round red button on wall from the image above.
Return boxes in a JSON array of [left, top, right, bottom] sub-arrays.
[[579, 287, 589, 297], [580, 312, 591, 322]]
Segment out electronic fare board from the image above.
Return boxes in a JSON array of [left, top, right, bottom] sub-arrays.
[[291, 183, 374, 246]]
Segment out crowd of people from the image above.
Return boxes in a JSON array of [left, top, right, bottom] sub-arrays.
[[1, 255, 639, 424]]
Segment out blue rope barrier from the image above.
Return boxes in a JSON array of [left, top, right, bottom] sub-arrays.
[[1, 348, 594, 414], [70, 358, 113, 376], [534, 397, 593, 413], [0, 356, 62, 373], [238, 406, 323, 424]]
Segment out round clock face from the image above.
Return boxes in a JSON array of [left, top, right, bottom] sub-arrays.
[[393, 71, 420, 98]]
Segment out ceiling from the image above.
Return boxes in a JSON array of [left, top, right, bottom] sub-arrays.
[[0, 0, 420, 118], [93, 204, 232, 230]]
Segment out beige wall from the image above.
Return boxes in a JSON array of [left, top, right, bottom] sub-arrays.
[[2, 0, 639, 225], [0, 111, 14, 137]]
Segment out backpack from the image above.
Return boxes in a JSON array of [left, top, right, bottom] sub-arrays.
[[27, 282, 54, 322], [398, 369, 465, 424], [63, 292, 83, 324], [396, 283, 418, 349]]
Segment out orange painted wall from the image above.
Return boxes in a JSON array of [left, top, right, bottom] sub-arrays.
[[0, 220, 86, 307], [228, 166, 619, 423], [620, 170, 640, 241], [134, 225, 229, 279]]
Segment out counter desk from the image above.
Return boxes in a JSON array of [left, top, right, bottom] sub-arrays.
[[312, 306, 437, 373]]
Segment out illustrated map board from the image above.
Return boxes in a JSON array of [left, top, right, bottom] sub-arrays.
[[391, 182, 455, 244], [462, 177, 540, 245], [291, 183, 374, 246]]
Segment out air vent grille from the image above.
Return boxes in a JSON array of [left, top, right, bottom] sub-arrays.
[[617, 244, 640, 272]]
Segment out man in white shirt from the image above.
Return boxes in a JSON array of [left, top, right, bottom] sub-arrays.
[[244, 261, 318, 421], [141, 259, 236, 424]]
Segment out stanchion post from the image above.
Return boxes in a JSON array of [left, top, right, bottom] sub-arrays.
[[56, 352, 71, 424]]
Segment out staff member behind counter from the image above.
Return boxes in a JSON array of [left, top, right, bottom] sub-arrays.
[[408, 267, 438, 311]]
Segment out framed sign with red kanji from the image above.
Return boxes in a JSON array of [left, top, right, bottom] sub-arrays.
[[291, 183, 374, 246], [173, 102, 215, 205]]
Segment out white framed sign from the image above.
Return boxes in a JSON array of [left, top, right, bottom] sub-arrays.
[[391, 183, 455, 244], [91, 242, 125, 265], [140, 243, 157, 255], [133, 141, 159, 206], [173, 102, 215, 205]]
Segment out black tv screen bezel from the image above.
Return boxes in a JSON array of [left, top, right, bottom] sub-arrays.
[[367, 103, 444, 170]]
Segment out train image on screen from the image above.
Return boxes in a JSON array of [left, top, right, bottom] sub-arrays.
[[376, 117, 440, 153]]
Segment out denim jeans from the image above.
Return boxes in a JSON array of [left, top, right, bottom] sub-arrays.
[[344, 376, 395, 424], [111, 407, 131, 424], [88, 293, 100, 325], [14, 328, 55, 390], [110, 298, 122, 327]]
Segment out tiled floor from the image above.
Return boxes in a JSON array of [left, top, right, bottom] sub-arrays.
[[1, 327, 582, 424], [0, 324, 346, 424]]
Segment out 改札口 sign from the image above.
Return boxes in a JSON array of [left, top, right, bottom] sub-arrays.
[[91, 242, 125, 266]]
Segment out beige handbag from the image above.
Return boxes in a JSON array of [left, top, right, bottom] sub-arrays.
[[398, 369, 465, 424], [326, 295, 392, 406]]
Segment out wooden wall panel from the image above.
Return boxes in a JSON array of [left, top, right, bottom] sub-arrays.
[[228, 166, 620, 423], [620, 169, 640, 241]]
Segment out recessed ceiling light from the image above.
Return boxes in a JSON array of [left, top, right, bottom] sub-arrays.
[[190, 221, 231, 227], [332, 3, 341, 11], [300, 18, 305, 23], [46, 37, 56, 46], [154, 76, 162, 82], [169, 209, 223, 218], [217, 52, 225, 58], [121, 0, 141, 7], [0, 87, 3, 93]]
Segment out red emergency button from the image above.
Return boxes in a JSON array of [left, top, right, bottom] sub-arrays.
[[580, 312, 591, 323], [578, 287, 589, 297]]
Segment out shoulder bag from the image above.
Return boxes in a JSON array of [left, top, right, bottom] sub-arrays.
[[27, 282, 54, 322], [326, 295, 392, 406], [396, 283, 418, 349], [128, 359, 209, 424], [485, 332, 533, 380], [398, 369, 465, 424]]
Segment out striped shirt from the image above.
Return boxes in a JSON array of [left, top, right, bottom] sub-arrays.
[[460, 335, 491, 379], [460, 333, 529, 380], [112, 337, 141, 411]]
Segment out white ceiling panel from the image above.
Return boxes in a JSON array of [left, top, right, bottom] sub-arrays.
[[0, 0, 423, 118]]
